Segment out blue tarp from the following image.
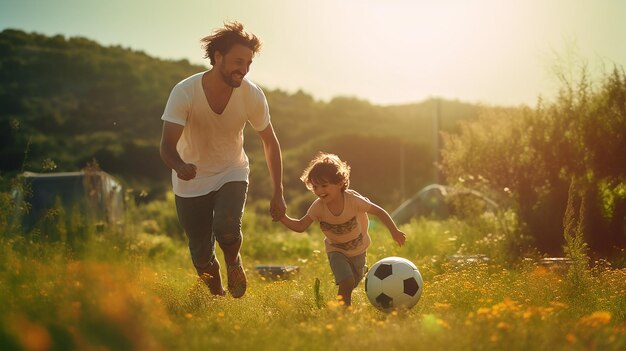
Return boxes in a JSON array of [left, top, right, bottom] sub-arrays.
[[14, 171, 124, 231]]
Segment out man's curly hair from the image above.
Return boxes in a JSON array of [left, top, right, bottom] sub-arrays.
[[200, 21, 261, 65]]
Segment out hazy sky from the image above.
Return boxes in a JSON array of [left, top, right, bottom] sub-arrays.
[[1, 0, 625, 106]]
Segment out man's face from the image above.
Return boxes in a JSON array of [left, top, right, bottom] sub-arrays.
[[216, 44, 253, 88]]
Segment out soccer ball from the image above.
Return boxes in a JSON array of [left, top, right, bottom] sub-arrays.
[[364, 256, 423, 311]]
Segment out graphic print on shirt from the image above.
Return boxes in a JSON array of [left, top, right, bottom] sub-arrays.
[[329, 233, 364, 251], [320, 216, 358, 234], [320, 216, 363, 251]]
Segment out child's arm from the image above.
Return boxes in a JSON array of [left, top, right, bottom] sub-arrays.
[[366, 203, 406, 246], [280, 214, 314, 233]]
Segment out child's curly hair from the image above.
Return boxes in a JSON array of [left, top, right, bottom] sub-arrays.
[[300, 152, 351, 191]]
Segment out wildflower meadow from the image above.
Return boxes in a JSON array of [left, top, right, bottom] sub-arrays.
[[1, 193, 625, 351]]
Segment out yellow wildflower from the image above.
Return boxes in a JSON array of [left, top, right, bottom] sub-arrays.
[[477, 307, 491, 316], [328, 301, 339, 309], [434, 302, 451, 309], [578, 311, 612, 328], [497, 322, 511, 331], [549, 301, 568, 309], [566, 333, 577, 344], [437, 319, 451, 329]]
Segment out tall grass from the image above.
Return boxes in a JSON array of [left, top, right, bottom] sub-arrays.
[[1, 194, 625, 350]]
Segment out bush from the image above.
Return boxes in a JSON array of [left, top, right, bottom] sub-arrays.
[[441, 67, 626, 258]]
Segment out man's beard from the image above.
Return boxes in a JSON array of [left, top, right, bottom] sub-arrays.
[[219, 64, 244, 88]]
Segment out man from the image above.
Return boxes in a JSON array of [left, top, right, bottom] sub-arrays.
[[160, 22, 286, 298]]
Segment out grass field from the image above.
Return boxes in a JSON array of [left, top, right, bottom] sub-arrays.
[[1, 202, 625, 351]]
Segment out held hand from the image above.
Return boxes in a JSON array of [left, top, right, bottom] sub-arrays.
[[391, 229, 406, 247], [175, 163, 197, 180], [270, 195, 287, 222]]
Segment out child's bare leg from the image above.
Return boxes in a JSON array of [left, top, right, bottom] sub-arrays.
[[337, 276, 356, 306]]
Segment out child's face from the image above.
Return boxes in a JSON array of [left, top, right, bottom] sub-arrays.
[[311, 180, 343, 203]]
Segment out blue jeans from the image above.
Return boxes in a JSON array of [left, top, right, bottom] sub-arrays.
[[175, 181, 248, 275]]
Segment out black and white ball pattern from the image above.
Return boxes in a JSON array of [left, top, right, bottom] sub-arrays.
[[365, 256, 424, 311]]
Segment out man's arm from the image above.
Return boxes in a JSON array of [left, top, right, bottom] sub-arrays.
[[160, 121, 196, 180], [257, 122, 286, 220]]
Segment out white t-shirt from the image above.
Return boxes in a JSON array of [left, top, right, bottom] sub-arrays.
[[161, 72, 270, 197], [306, 190, 372, 257]]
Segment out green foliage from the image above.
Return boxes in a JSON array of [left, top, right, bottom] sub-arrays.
[[368, 209, 528, 267], [0, 174, 27, 237], [441, 67, 626, 256], [133, 191, 184, 240], [0, 29, 204, 198], [251, 133, 433, 213], [563, 178, 591, 292], [313, 277, 323, 309], [599, 180, 626, 220]]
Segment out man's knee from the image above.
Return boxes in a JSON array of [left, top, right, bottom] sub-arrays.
[[216, 232, 241, 246], [213, 214, 242, 246]]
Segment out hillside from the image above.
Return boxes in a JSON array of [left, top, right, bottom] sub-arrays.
[[0, 29, 481, 209]]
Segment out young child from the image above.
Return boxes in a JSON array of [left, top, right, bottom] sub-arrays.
[[279, 152, 406, 306]]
